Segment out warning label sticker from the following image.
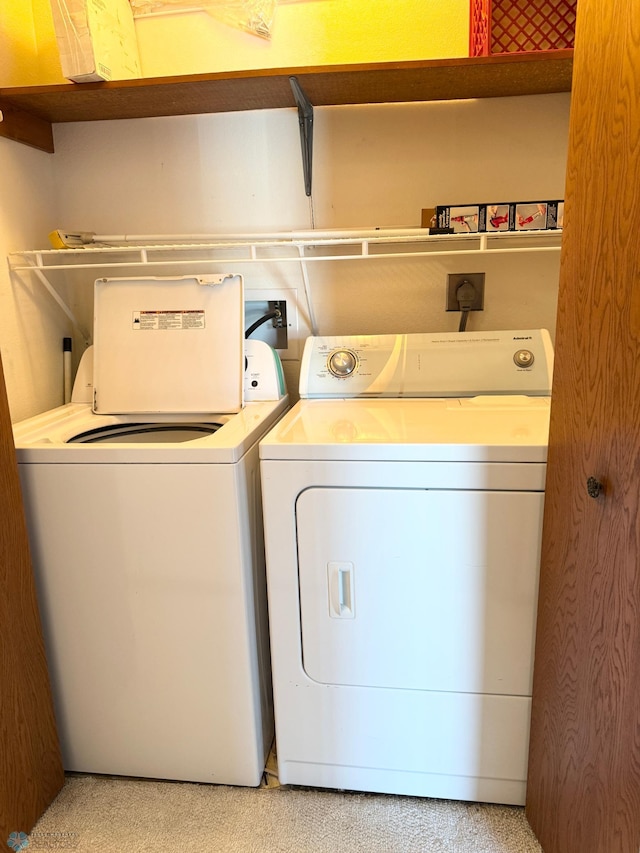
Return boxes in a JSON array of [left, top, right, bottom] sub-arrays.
[[132, 310, 206, 330]]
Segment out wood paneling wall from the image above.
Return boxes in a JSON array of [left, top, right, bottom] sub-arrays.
[[526, 0, 640, 850], [0, 352, 63, 839]]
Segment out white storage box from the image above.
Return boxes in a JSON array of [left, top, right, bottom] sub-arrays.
[[50, 0, 141, 83]]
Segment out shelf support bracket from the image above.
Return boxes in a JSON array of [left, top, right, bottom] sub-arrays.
[[295, 245, 319, 336], [289, 77, 314, 197], [14, 266, 91, 345]]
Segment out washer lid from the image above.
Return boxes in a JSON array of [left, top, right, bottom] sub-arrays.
[[92, 274, 243, 415]]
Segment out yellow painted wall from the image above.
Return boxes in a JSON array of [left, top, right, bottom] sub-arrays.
[[0, 2, 39, 86], [136, 0, 469, 77], [0, 0, 65, 86], [1, 0, 468, 86], [32, 0, 66, 83]]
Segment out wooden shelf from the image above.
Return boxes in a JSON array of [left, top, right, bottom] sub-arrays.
[[0, 50, 573, 154]]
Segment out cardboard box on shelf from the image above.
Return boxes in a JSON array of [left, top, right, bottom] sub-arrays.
[[50, 0, 141, 83], [421, 208, 436, 228], [434, 200, 564, 233]]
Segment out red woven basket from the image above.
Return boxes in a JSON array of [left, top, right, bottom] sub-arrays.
[[470, 0, 576, 56]]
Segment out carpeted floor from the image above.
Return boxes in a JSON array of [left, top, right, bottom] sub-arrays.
[[24, 773, 543, 853]]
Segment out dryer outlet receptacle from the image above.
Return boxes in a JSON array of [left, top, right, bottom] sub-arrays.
[[446, 273, 485, 311]]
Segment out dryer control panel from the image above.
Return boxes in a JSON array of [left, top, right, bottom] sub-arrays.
[[299, 329, 553, 398]]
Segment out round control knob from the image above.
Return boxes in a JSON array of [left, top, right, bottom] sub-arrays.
[[328, 349, 358, 377], [514, 349, 535, 368]]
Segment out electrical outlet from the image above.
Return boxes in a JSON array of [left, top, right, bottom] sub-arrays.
[[446, 273, 485, 311]]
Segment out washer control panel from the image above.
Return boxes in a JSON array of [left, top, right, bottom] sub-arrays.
[[299, 330, 553, 398]]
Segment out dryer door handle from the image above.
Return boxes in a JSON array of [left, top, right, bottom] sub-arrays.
[[328, 562, 355, 619]]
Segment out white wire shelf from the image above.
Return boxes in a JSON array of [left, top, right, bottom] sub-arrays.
[[8, 228, 563, 344], [8, 228, 562, 272]]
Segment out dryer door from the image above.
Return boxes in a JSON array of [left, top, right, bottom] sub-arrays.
[[296, 486, 543, 696]]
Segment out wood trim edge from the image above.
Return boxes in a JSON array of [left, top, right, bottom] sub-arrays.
[[0, 106, 54, 153]]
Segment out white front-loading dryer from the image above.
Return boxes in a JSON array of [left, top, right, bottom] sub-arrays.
[[13, 274, 289, 786], [259, 330, 553, 806]]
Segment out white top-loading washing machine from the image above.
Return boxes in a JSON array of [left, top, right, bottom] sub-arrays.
[[259, 329, 553, 806], [13, 274, 288, 786]]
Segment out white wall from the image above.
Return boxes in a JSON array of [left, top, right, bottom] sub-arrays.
[[48, 93, 569, 396], [0, 138, 66, 422], [51, 94, 570, 233], [0, 92, 569, 420]]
